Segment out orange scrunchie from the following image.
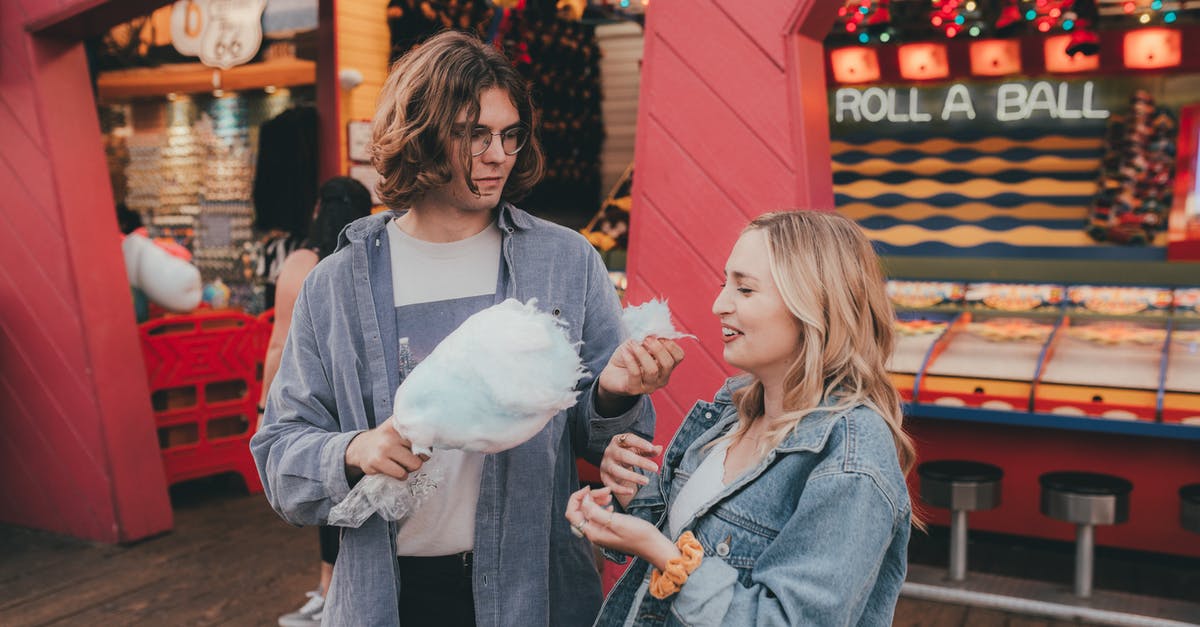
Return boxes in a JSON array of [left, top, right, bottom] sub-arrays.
[[648, 531, 704, 599]]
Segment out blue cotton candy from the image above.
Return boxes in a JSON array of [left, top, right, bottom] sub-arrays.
[[328, 298, 586, 527], [622, 298, 695, 343]]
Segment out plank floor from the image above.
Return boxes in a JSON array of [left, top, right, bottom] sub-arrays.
[[1, 475, 1195, 626]]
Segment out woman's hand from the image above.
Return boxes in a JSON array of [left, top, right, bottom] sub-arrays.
[[597, 337, 685, 399], [601, 433, 662, 509], [565, 486, 680, 571]]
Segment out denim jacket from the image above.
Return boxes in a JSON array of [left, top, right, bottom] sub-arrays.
[[596, 377, 910, 627], [251, 204, 654, 626]]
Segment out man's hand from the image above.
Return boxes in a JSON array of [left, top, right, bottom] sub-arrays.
[[344, 417, 425, 482], [596, 337, 684, 414]]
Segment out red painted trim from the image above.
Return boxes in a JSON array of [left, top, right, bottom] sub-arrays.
[[27, 0, 171, 38], [787, 4, 838, 209], [1167, 104, 1200, 261], [317, 0, 341, 182], [24, 28, 172, 541]]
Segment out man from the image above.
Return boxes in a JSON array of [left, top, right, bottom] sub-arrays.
[[251, 30, 682, 627]]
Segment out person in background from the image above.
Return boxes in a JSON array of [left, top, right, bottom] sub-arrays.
[[251, 30, 683, 627], [260, 177, 373, 627], [567, 210, 918, 626]]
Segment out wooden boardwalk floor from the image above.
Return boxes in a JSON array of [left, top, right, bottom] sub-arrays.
[[2, 475, 1196, 626]]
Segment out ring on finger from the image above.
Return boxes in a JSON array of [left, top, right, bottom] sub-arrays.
[[604, 509, 616, 527], [571, 518, 588, 538], [617, 434, 628, 447]]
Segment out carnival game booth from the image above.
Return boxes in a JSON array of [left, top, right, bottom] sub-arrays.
[[616, 0, 1200, 606], [820, 0, 1200, 569]]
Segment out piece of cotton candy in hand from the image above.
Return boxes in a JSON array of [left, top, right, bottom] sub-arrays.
[[622, 298, 695, 343], [328, 298, 586, 528], [392, 298, 586, 455]]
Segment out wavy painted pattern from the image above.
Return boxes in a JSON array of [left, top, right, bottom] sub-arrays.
[[831, 130, 1166, 260]]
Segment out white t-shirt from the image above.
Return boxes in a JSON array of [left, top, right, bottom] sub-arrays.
[[386, 218, 502, 556], [667, 440, 730, 539]]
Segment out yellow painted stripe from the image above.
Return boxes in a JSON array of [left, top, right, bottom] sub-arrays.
[[832, 155, 1099, 176], [839, 178, 1095, 199], [838, 203, 1088, 222], [1163, 392, 1200, 410], [1036, 384, 1158, 404], [862, 224, 1102, 246], [922, 375, 1032, 396], [831, 135, 1103, 155]]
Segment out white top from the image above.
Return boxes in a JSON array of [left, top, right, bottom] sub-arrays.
[[387, 219, 501, 307], [668, 440, 730, 539], [387, 218, 501, 556]]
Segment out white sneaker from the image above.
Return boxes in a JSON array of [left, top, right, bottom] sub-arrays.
[[278, 589, 324, 627]]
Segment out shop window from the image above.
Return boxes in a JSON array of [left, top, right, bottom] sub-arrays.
[[829, 47, 880, 84], [970, 40, 1021, 77], [1044, 35, 1100, 73], [897, 43, 949, 81], [1123, 28, 1182, 70]]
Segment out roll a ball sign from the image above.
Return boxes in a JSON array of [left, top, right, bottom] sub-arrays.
[[832, 79, 1111, 126]]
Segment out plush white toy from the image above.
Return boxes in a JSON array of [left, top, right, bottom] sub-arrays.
[[121, 233, 202, 313], [328, 299, 586, 527]]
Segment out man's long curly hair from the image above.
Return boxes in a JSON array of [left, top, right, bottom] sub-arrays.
[[369, 30, 544, 210]]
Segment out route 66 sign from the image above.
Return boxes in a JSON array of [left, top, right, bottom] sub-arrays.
[[198, 0, 267, 70], [170, 0, 207, 57]]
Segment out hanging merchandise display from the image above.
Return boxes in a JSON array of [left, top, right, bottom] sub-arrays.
[[100, 89, 313, 314], [1088, 90, 1177, 244], [250, 104, 318, 304], [501, 2, 605, 223]]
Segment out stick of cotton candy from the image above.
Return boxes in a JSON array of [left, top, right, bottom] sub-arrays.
[[328, 298, 586, 528], [622, 298, 695, 342]]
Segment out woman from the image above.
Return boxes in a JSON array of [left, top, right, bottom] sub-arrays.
[[565, 210, 918, 626], [261, 177, 372, 627]]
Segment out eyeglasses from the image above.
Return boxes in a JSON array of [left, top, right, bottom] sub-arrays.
[[465, 125, 529, 157]]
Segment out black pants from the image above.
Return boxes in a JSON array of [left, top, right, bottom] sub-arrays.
[[318, 525, 339, 564], [397, 552, 475, 627]]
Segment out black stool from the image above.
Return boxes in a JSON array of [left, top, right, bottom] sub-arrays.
[[1039, 471, 1132, 598], [918, 460, 1003, 581], [1182, 484, 1200, 534]]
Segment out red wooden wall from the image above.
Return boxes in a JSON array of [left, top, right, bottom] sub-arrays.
[[0, 0, 176, 543], [627, 0, 840, 448]]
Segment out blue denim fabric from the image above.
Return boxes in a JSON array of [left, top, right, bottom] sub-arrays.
[[251, 204, 654, 626], [596, 377, 910, 627]]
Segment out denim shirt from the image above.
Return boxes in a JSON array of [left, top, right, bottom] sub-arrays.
[[596, 377, 910, 627], [251, 204, 654, 627]]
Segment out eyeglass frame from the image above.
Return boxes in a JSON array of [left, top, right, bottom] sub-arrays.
[[461, 124, 529, 157]]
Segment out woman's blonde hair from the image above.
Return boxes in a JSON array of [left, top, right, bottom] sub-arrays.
[[370, 30, 544, 210], [723, 211, 919, 510]]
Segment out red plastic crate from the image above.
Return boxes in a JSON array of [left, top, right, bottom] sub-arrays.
[[140, 310, 272, 493]]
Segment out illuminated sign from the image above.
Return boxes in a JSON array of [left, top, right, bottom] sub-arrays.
[[833, 80, 1110, 124]]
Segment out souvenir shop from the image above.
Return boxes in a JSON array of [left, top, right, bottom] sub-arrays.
[[0, 0, 649, 543]]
